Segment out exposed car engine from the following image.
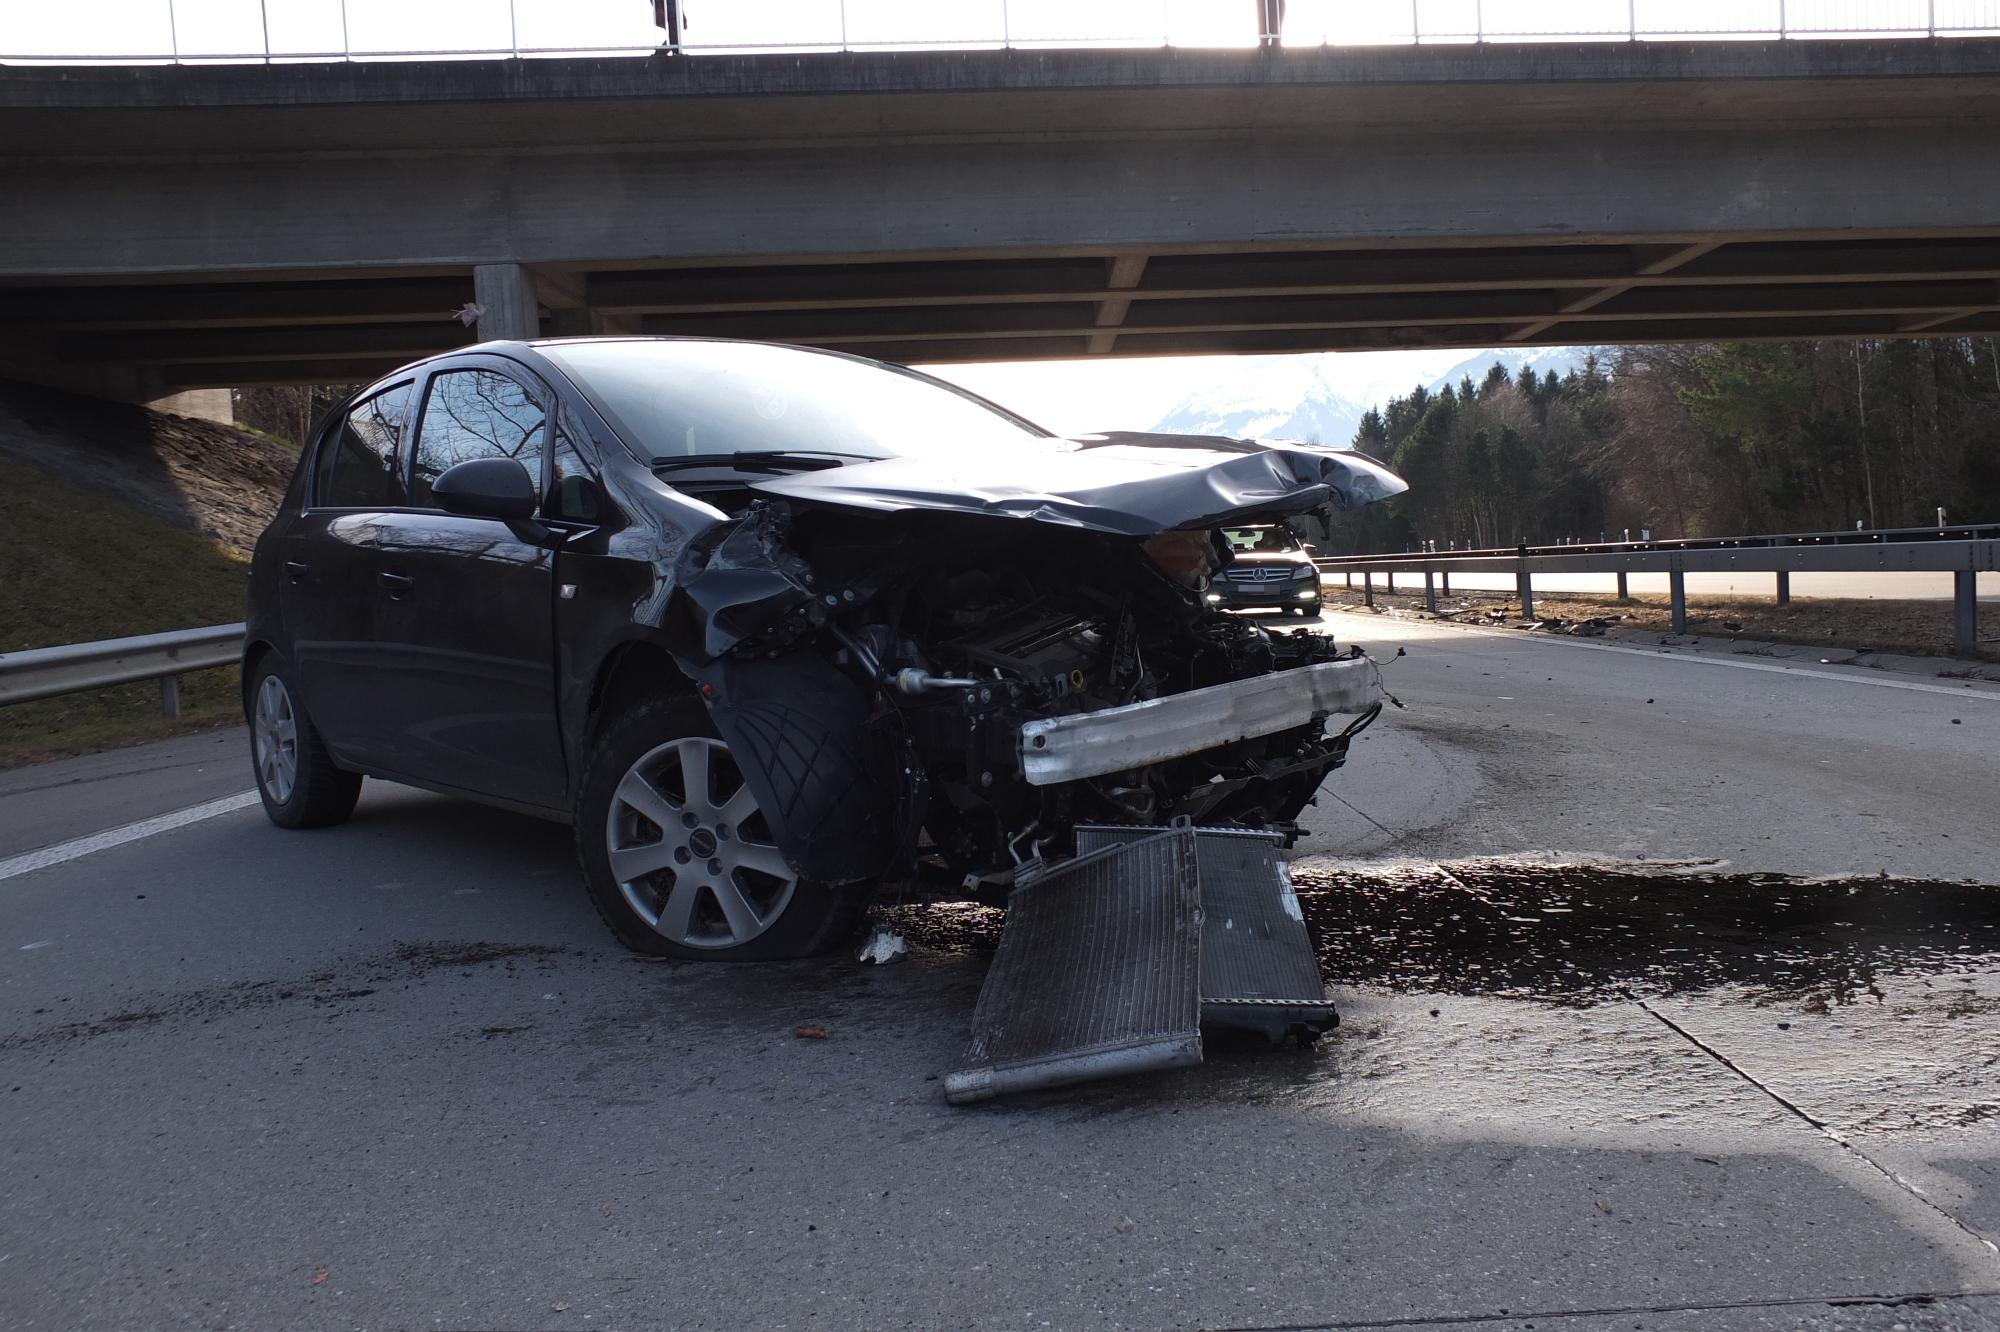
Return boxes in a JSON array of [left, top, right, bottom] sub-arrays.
[[672, 499, 1376, 895]]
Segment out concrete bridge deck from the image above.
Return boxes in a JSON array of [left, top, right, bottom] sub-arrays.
[[3, 41, 1999, 391]]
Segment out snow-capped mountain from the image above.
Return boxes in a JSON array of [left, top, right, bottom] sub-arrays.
[[1149, 355, 1370, 447], [1147, 346, 1591, 447]]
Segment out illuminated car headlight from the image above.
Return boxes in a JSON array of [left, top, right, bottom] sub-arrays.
[[1205, 592, 1223, 602]]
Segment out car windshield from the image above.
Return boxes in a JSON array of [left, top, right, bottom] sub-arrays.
[[538, 340, 1055, 465], [1223, 526, 1302, 553]]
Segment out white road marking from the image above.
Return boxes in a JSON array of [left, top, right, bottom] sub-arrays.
[[1504, 635, 2000, 700], [1339, 615, 2000, 702], [0, 791, 260, 884]]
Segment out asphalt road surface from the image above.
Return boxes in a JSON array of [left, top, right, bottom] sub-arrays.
[[3, 610, 1998, 1332]]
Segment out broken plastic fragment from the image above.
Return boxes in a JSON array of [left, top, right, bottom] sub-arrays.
[[856, 927, 909, 966]]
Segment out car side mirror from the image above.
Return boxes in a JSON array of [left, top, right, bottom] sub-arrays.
[[431, 457, 539, 521]]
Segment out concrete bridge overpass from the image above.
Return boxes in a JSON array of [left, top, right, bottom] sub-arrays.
[[2, 39, 1999, 396]]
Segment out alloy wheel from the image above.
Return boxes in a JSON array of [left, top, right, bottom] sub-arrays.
[[603, 737, 798, 949], [253, 674, 299, 805]]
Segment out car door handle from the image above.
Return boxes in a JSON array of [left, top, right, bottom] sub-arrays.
[[378, 570, 415, 595], [284, 560, 310, 582]]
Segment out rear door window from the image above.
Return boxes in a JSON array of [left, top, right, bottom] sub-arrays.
[[317, 382, 412, 508], [409, 368, 548, 510]]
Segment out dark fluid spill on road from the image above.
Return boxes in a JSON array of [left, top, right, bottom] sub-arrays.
[[873, 901, 1007, 956], [1289, 861, 2000, 1007], [876, 862, 2000, 1009]]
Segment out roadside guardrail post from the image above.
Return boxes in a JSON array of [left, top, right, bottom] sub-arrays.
[[1344, 571, 1352, 588], [1363, 571, 1374, 607], [1386, 569, 1395, 594], [1516, 544, 1534, 619], [1955, 569, 1977, 655], [1615, 570, 1629, 600], [1775, 571, 1791, 605], [1440, 570, 1450, 597], [1424, 570, 1437, 612], [160, 674, 181, 718], [1669, 556, 1688, 634]]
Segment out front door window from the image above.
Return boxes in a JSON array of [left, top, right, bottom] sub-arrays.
[[410, 369, 547, 507]]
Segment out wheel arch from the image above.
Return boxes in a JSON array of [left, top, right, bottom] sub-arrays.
[[584, 638, 699, 739], [240, 639, 279, 716]]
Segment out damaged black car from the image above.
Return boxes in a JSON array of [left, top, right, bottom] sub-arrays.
[[244, 338, 1407, 962]]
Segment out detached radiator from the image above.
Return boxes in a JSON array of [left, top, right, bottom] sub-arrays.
[[944, 824, 1335, 1105]]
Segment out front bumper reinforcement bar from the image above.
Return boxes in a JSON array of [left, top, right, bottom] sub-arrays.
[[1018, 657, 1376, 787]]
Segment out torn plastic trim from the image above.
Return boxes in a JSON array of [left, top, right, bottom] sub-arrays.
[[1018, 656, 1377, 787], [668, 502, 823, 663]]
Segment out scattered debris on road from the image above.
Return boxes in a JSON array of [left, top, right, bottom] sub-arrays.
[[855, 927, 909, 965]]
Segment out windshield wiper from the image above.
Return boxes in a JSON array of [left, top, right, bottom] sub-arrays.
[[650, 450, 880, 476]]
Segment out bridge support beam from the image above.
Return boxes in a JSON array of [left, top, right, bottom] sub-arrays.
[[1086, 255, 1147, 354], [474, 264, 541, 341]]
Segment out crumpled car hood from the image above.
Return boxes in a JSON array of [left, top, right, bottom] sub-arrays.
[[746, 431, 1408, 536]]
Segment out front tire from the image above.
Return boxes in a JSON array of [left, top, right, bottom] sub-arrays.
[[574, 693, 868, 960], [248, 656, 361, 829]]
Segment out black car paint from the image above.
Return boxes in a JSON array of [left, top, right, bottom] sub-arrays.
[[248, 344, 725, 819], [748, 430, 1406, 535], [246, 339, 1404, 850]]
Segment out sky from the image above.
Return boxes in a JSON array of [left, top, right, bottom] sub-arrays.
[[927, 349, 1496, 436]]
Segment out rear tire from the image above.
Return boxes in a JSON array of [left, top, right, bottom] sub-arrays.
[[248, 656, 361, 829], [574, 692, 869, 960]]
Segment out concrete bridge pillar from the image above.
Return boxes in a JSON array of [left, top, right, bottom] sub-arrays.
[[473, 264, 542, 342]]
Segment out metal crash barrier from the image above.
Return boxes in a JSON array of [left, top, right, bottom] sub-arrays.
[[0, 624, 244, 718], [1316, 524, 1999, 654]]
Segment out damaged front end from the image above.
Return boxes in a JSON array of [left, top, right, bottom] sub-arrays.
[[657, 433, 1400, 1098], [664, 497, 1381, 895]]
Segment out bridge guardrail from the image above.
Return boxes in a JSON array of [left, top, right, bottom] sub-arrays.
[[0, 624, 244, 717], [5, 0, 2000, 64], [1314, 528, 1998, 653]]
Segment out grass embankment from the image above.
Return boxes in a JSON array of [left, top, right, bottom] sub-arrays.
[[0, 457, 250, 768], [1322, 583, 1996, 663]]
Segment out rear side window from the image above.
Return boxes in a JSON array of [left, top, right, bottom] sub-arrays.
[[318, 383, 412, 508], [410, 368, 547, 509]]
